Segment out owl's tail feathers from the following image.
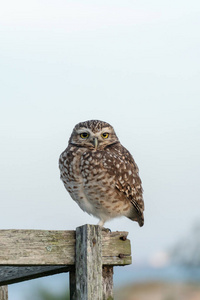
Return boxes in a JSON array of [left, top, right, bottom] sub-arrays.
[[127, 208, 144, 227], [138, 214, 144, 227], [127, 198, 144, 227]]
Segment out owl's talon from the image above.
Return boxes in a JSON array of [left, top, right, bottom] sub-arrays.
[[102, 227, 111, 233]]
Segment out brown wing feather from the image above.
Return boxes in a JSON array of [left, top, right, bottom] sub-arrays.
[[103, 143, 144, 226]]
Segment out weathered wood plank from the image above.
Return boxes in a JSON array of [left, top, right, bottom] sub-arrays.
[[75, 225, 102, 300], [0, 230, 75, 265], [0, 266, 70, 286], [0, 229, 131, 266], [102, 231, 132, 266], [0, 286, 8, 300]]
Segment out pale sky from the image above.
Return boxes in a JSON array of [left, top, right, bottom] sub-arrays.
[[1, 0, 200, 271]]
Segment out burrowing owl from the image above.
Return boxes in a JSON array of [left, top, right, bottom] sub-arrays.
[[59, 120, 144, 227]]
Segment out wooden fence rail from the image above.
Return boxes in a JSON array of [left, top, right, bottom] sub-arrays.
[[0, 224, 132, 300]]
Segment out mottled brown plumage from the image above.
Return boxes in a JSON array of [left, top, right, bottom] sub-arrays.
[[59, 120, 144, 227]]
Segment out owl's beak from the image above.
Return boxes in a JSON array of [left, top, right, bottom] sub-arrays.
[[93, 137, 98, 149]]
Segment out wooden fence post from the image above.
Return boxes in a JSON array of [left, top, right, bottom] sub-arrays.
[[0, 286, 8, 300], [69, 268, 76, 300], [75, 224, 103, 300], [71, 224, 115, 300], [102, 266, 113, 300]]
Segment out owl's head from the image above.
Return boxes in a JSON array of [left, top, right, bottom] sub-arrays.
[[69, 120, 119, 150]]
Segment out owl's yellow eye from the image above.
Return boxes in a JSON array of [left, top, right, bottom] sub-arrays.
[[80, 132, 89, 139], [101, 132, 109, 139]]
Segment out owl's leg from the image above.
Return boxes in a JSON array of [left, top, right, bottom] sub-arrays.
[[97, 219, 105, 227], [97, 220, 111, 232]]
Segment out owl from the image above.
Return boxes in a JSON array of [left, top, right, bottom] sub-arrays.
[[59, 120, 144, 227]]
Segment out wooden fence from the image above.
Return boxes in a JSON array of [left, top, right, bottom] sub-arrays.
[[0, 224, 132, 300]]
